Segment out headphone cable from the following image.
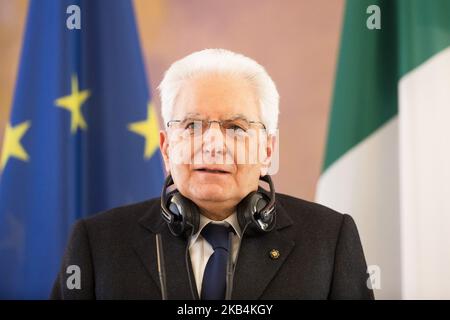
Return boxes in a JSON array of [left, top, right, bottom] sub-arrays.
[[184, 226, 198, 300], [225, 221, 250, 300], [155, 233, 168, 300]]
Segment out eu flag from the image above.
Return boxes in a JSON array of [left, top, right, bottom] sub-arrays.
[[0, 0, 164, 298]]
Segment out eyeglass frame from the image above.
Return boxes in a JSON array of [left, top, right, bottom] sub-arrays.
[[166, 117, 267, 135]]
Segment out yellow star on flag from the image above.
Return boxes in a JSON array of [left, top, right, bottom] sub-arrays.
[[128, 102, 160, 159], [1, 121, 31, 171], [55, 74, 91, 133]]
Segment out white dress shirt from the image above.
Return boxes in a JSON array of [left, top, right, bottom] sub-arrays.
[[188, 213, 242, 297]]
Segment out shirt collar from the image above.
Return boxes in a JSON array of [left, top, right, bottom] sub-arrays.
[[189, 212, 242, 248]]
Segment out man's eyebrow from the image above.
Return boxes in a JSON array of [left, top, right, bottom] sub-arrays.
[[229, 113, 250, 120], [180, 112, 250, 120], [182, 112, 203, 118]]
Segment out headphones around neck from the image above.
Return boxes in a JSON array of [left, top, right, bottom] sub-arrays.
[[160, 174, 277, 238]]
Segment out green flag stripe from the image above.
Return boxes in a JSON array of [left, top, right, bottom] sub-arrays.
[[323, 0, 398, 171], [322, 0, 450, 171], [398, 0, 450, 77]]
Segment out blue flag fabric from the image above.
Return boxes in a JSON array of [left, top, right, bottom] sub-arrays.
[[0, 0, 164, 298]]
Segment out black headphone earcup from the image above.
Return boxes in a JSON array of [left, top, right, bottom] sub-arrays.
[[162, 174, 276, 238], [166, 192, 200, 237], [237, 191, 274, 236]]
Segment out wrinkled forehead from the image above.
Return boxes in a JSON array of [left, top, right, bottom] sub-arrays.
[[172, 72, 260, 120]]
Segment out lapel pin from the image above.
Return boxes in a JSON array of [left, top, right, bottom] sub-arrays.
[[269, 249, 280, 260]]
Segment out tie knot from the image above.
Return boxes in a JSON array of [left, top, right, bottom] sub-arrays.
[[201, 223, 233, 251]]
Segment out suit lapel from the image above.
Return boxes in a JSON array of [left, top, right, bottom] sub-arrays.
[[163, 228, 200, 299], [231, 230, 295, 299], [133, 204, 199, 300], [232, 200, 295, 299]]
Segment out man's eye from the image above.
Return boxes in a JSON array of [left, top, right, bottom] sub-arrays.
[[185, 121, 202, 130], [230, 125, 246, 132], [185, 122, 194, 129]]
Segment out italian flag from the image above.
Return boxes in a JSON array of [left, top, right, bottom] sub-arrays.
[[316, 0, 450, 299]]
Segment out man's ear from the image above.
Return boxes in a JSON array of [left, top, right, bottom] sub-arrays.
[[260, 134, 276, 176], [159, 130, 171, 173]]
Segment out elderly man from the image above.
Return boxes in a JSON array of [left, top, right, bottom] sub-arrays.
[[51, 49, 374, 300]]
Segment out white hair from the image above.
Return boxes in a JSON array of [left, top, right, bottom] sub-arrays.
[[158, 48, 279, 134]]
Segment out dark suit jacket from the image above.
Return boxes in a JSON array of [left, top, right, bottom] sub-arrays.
[[50, 192, 374, 299]]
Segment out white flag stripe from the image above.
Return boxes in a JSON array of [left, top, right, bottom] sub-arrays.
[[316, 117, 401, 299], [399, 46, 450, 299]]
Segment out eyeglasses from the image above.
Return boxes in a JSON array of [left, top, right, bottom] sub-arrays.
[[167, 117, 266, 137]]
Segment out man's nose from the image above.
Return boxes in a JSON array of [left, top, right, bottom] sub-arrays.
[[203, 122, 225, 156]]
